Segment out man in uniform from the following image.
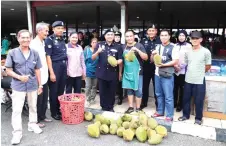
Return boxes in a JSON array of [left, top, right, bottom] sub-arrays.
[[114, 31, 124, 105], [140, 24, 161, 110], [92, 29, 123, 111], [45, 21, 67, 120]]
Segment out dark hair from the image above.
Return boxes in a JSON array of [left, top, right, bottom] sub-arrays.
[[69, 32, 78, 37], [125, 29, 135, 35], [78, 31, 83, 35], [160, 29, 170, 35]]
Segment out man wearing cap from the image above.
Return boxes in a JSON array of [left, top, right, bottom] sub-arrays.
[[114, 31, 124, 105], [140, 24, 161, 110], [173, 30, 192, 112], [92, 29, 123, 111], [45, 21, 67, 120], [178, 31, 211, 125]]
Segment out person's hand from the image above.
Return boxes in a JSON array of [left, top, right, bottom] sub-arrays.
[[97, 45, 103, 53], [152, 50, 158, 55], [19, 75, 29, 83], [38, 87, 43, 95], [82, 74, 86, 80], [119, 73, 122, 81], [50, 73, 56, 82], [174, 65, 180, 72], [131, 47, 138, 52], [156, 63, 164, 68]]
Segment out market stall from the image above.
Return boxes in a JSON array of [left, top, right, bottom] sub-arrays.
[[204, 59, 226, 120]]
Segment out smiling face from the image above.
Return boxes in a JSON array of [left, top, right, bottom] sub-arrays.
[[69, 33, 78, 45], [147, 28, 157, 38], [38, 25, 49, 40], [160, 31, 170, 44], [125, 31, 135, 44], [17, 31, 31, 47], [105, 32, 114, 43]]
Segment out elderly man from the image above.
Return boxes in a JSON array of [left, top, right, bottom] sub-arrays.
[[45, 21, 67, 120], [30, 22, 52, 128], [5, 29, 43, 145]]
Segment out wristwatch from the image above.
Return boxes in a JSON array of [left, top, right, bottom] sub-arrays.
[[39, 85, 43, 88]]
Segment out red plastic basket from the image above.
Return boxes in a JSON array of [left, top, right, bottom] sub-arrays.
[[58, 93, 85, 125]]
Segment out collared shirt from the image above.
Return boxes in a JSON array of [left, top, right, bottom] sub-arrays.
[[45, 34, 67, 62], [84, 47, 98, 78], [5, 48, 42, 92], [66, 43, 86, 77], [174, 42, 192, 76], [185, 46, 212, 84], [30, 36, 49, 85], [140, 37, 161, 73], [155, 43, 179, 76], [94, 41, 123, 81]]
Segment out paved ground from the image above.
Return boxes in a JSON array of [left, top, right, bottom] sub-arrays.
[[1, 107, 225, 146]]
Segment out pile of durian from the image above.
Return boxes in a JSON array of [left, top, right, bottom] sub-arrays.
[[84, 111, 168, 145]]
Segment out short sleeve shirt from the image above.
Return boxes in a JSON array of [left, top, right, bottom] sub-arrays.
[[155, 43, 179, 76], [5, 48, 42, 92], [122, 43, 147, 75], [185, 46, 212, 84]]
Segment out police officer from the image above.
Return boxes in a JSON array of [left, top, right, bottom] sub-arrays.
[[45, 21, 67, 120], [92, 29, 123, 111], [114, 31, 124, 105], [140, 24, 161, 110]]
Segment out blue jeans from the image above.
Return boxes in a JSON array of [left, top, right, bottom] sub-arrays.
[[127, 75, 143, 98], [155, 75, 174, 118]]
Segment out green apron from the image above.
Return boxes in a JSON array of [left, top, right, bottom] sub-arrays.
[[122, 49, 140, 90]]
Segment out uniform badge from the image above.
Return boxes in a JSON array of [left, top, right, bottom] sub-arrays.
[[55, 40, 58, 43], [48, 45, 52, 48], [145, 41, 148, 44]]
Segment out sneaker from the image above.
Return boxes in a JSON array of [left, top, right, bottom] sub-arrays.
[[11, 134, 22, 145], [125, 107, 134, 114], [194, 119, 202, 125], [136, 108, 142, 112], [28, 124, 43, 134], [151, 112, 164, 118], [165, 117, 173, 122]]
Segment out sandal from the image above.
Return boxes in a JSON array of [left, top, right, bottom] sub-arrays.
[[151, 112, 164, 118], [37, 123, 45, 128], [178, 116, 188, 121], [43, 118, 52, 122], [165, 117, 173, 122]]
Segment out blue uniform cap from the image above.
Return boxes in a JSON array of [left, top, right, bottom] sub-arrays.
[[52, 21, 64, 27], [104, 28, 114, 36]]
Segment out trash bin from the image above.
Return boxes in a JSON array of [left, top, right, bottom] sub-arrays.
[[58, 93, 85, 125]]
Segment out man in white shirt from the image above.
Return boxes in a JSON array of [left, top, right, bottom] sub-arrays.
[[30, 22, 52, 127]]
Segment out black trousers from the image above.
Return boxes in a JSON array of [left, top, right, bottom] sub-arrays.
[[142, 72, 157, 107], [117, 81, 123, 100], [66, 76, 82, 94], [183, 80, 206, 120], [37, 83, 48, 122], [174, 74, 185, 108], [48, 61, 67, 116], [98, 78, 116, 111]]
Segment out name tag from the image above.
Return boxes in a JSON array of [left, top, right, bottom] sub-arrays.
[[110, 49, 118, 52]]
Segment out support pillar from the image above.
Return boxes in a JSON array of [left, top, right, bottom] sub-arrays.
[[177, 20, 180, 32], [217, 20, 220, 35], [96, 6, 100, 37], [26, 1, 33, 35], [65, 21, 68, 42], [31, 5, 37, 37], [100, 20, 103, 36], [142, 20, 145, 38], [75, 19, 78, 32]]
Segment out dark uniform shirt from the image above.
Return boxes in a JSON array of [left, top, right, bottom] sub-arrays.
[[94, 41, 123, 81], [140, 37, 161, 72], [45, 34, 67, 62]]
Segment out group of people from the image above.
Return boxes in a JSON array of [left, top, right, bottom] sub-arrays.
[[3, 20, 212, 145]]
